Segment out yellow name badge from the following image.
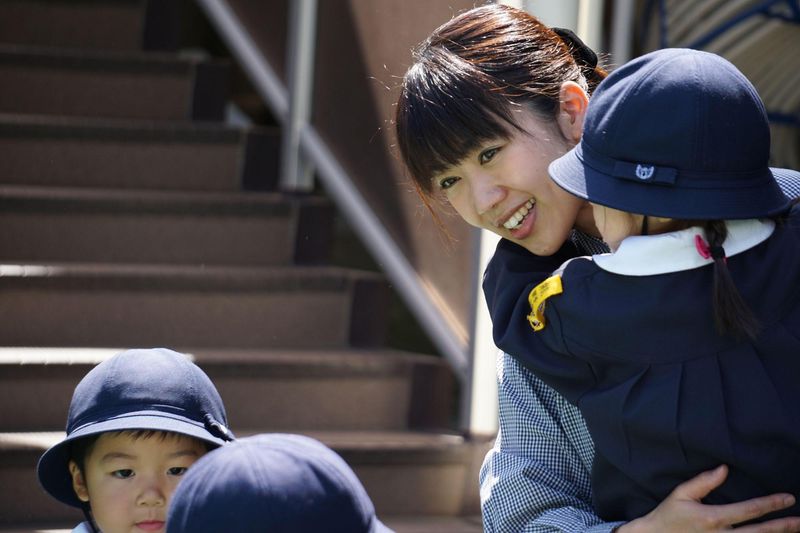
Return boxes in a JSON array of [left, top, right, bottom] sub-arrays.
[[527, 275, 563, 331]]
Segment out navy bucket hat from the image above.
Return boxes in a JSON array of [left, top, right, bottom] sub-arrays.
[[166, 433, 393, 533], [37, 348, 233, 508], [549, 48, 796, 219]]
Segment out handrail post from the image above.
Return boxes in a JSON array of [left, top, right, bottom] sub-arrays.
[[461, 229, 500, 435], [281, 0, 317, 192]]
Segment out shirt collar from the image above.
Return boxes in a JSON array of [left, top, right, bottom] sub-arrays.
[[592, 219, 775, 276]]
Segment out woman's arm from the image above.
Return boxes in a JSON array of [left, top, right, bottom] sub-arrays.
[[480, 351, 624, 533]]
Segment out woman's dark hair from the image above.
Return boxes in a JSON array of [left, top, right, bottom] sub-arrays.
[[395, 3, 606, 200], [702, 220, 761, 340]]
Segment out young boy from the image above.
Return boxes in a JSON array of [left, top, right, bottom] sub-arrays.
[[166, 433, 392, 533], [37, 348, 234, 533]]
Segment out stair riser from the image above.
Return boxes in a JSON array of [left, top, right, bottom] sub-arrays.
[[0, 0, 176, 52], [356, 462, 468, 516], [0, 137, 236, 191], [0, 63, 226, 121], [0, 130, 279, 192], [213, 375, 412, 431], [0, 447, 470, 525], [0, 211, 296, 266], [0, 365, 417, 432], [0, 289, 359, 349], [0, 461, 83, 527]]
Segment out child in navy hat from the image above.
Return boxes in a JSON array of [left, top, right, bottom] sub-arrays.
[[37, 348, 234, 533], [166, 433, 393, 533], [483, 48, 800, 523]]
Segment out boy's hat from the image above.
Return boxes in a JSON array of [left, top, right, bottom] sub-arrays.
[[549, 48, 797, 219], [166, 433, 393, 533], [37, 348, 233, 508]]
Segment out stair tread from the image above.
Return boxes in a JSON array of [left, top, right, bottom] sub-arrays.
[[0, 430, 466, 453], [0, 184, 328, 213], [0, 43, 224, 71], [0, 346, 440, 364], [0, 346, 446, 379], [0, 112, 263, 140], [0, 516, 484, 533], [0, 262, 383, 287]]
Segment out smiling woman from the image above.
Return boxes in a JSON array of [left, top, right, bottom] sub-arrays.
[[394, 4, 800, 533], [394, 4, 603, 256], [429, 106, 592, 256]]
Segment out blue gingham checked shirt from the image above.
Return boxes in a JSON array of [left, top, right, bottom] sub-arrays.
[[478, 176, 800, 533]]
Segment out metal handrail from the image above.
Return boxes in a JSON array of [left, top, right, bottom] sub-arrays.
[[194, 0, 470, 383]]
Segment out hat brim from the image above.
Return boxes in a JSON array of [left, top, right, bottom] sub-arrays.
[[549, 143, 795, 219], [37, 411, 229, 508]]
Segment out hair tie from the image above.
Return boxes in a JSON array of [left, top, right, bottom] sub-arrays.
[[552, 27, 598, 69], [710, 245, 726, 261], [694, 236, 727, 263]]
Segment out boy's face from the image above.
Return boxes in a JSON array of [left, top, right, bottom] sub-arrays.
[[68, 431, 207, 533]]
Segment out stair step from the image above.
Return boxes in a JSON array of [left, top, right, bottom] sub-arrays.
[[0, 186, 334, 266], [0, 114, 279, 191], [0, 431, 489, 526], [0, 519, 484, 533], [0, 45, 228, 121], [0, 347, 456, 432], [0, 0, 178, 52], [0, 263, 389, 348]]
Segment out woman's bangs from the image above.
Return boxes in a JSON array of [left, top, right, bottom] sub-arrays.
[[399, 56, 515, 191]]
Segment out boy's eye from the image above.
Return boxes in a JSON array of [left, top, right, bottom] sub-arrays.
[[112, 469, 134, 479], [167, 467, 189, 476], [479, 147, 499, 164], [438, 176, 460, 190]]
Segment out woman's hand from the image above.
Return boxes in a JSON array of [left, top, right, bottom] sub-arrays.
[[617, 465, 800, 532]]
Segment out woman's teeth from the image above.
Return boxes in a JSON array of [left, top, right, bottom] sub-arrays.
[[503, 199, 534, 230]]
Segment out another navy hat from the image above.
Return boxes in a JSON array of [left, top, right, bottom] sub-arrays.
[[37, 348, 233, 508], [166, 433, 393, 533], [549, 48, 797, 219]]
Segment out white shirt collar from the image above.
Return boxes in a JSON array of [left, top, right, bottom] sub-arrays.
[[592, 219, 775, 276]]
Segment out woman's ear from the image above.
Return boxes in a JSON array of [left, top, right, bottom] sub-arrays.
[[556, 81, 589, 144], [69, 460, 90, 503]]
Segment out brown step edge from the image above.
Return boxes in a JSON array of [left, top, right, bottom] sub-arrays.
[[0, 0, 179, 52], [0, 45, 229, 121], [0, 186, 334, 266], [0, 519, 484, 533], [0, 521, 484, 533], [0, 430, 492, 528], [0, 347, 456, 432], [0, 263, 389, 348], [0, 114, 280, 192]]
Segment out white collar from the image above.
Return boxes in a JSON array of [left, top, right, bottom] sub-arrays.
[[592, 219, 775, 276]]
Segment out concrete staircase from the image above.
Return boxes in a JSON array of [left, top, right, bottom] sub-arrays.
[[0, 1, 486, 531]]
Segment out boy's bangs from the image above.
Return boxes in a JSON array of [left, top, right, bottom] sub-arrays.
[[398, 52, 517, 192]]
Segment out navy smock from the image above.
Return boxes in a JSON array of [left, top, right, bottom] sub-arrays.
[[483, 207, 800, 522]]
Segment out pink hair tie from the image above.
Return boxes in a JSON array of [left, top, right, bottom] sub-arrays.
[[694, 235, 711, 259], [695, 234, 727, 263]]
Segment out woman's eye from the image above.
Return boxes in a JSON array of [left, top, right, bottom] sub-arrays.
[[111, 469, 134, 479], [479, 147, 499, 164], [438, 176, 459, 190], [167, 467, 189, 476]]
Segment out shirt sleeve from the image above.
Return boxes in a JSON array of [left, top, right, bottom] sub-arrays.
[[479, 352, 625, 533], [775, 171, 800, 200]]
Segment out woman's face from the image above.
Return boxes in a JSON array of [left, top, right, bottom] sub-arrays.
[[433, 107, 590, 256]]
